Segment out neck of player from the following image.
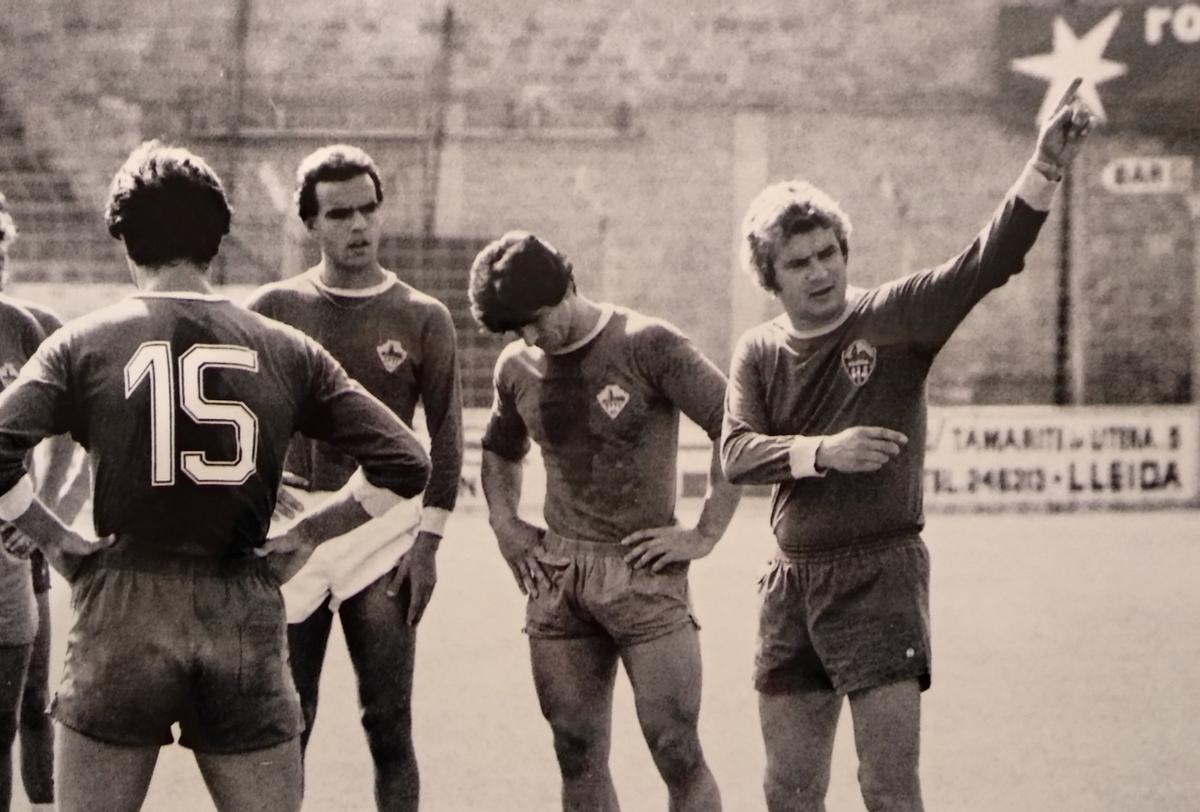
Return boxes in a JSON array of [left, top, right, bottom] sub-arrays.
[[132, 261, 215, 294], [317, 257, 388, 291]]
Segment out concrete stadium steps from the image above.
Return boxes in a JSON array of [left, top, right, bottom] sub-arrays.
[[0, 99, 125, 280]]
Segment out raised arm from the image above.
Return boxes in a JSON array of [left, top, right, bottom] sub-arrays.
[[887, 80, 1095, 349]]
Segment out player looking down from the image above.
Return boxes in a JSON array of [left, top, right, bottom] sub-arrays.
[[471, 231, 742, 812]]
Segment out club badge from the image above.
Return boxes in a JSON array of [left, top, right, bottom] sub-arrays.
[[376, 339, 408, 373], [841, 339, 876, 387], [596, 384, 630, 419], [0, 362, 18, 388]]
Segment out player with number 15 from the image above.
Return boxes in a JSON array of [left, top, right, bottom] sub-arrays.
[[0, 141, 431, 812]]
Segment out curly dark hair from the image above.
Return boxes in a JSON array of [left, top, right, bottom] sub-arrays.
[[294, 144, 383, 222], [104, 141, 232, 267], [468, 231, 576, 334]]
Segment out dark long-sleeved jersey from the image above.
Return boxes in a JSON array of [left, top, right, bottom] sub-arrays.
[[0, 292, 430, 557], [722, 167, 1056, 556], [247, 270, 462, 528]]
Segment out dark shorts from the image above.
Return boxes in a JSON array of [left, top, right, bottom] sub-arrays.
[[30, 550, 50, 594], [52, 543, 303, 753], [525, 530, 699, 647], [755, 535, 931, 696]]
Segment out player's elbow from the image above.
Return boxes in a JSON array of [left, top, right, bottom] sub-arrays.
[[719, 437, 754, 485], [375, 450, 432, 500]]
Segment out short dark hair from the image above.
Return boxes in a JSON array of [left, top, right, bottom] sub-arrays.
[[294, 144, 383, 222], [740, 180, 852, 293], [104, 140, 232, 267], [468, 231, 576, 334]]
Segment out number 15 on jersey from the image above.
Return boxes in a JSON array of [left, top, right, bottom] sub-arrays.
[[124, 342, 260, 486]]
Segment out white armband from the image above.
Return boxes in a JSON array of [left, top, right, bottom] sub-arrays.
[[418, 507, 450, 538], [0, 475, 35, 522], [788, 436, 828, 479], [1014, 162, 1061, 212], [347, 469, 404, 518]]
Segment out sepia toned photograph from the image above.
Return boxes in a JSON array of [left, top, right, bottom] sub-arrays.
[[0, 1, 1196, 809]]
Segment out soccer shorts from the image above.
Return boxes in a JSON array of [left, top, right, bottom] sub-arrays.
[[274, 488, 422, 624], [51, 542, 303, 753], [524, 529, 699, 647], [754, 534, 931, 695], [0, 548, 36, 646]]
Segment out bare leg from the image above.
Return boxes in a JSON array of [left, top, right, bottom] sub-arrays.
[[56, 725, 159, 812], [530, 636, 621, 812], [758, 689, 842, 812], [19, 591, 54, 805], [194, 737, 303, 812], [848, 680, 923, 812], [620, 626, 720, 812]]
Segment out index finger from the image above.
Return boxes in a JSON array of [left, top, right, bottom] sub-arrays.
[[1054, 77, 1082, 114], [863, 427, 908, 445]]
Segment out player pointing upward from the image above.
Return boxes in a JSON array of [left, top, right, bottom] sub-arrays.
[[722, 85, 1092, 810], [0, 142, 430, 812]]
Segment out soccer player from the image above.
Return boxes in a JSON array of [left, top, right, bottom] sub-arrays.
[[246, 144, 463, 812], [470, 232, 741, 812], [0, 191, 87, 812], [721, 87, 1093, 810], [0, 141, 432, 812]]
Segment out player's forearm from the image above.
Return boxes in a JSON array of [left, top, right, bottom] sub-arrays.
[[34, 433, 76, 512], [481, 450, 525, 532], [720, 422, 813, 485], [694, 445, 743, 543], [421, 398, 464, 521]]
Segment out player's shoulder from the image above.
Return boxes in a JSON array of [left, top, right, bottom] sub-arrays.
[[4, 296, 62, 335], [384, 274, 453, 321], [609, 305, 689, 346], [244, 270, 318, 311], [0, 293, 44, 335]]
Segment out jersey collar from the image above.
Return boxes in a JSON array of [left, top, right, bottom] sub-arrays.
[[307, 268, 398, 298], [549, 304, 614, 355], [778, 287, 865, 339], [132, 292, 230, 302]]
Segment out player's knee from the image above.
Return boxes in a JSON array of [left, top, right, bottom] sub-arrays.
[[857, 760, 923, 812], [550, 726, 607, 779], [763, 758, 831, 811], [644, 725, 705, 785]]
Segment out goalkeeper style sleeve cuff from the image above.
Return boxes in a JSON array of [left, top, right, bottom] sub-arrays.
[[418, 507, 450, 538], [788, 436, 828, 479], [0, 475, 34, 521], [346, 469, 405, 518], [1015, 162, 1061, 212]]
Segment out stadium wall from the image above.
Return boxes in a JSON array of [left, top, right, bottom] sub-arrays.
[[0, 0, 1195, 405]]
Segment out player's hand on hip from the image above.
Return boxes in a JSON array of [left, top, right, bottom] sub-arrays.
[[272, 483, 307, 522], [388, 530, 440, 625], [816, 426, 908, 474], [494, 518, 551, 598], [0, 522, 34, 558], [1033, 77, 1094, 177], [621, 525, 716, 572], [255, 527, 318, 584]]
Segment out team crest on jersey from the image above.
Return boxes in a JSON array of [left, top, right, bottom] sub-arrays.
[[596, 384, 630, 419], [0, 362, 18, 388], [376, 339, 408, 373], [841, 339, 876, 387]]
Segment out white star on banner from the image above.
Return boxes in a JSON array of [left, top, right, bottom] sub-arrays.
[[1011, 10, 1128, 124]]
